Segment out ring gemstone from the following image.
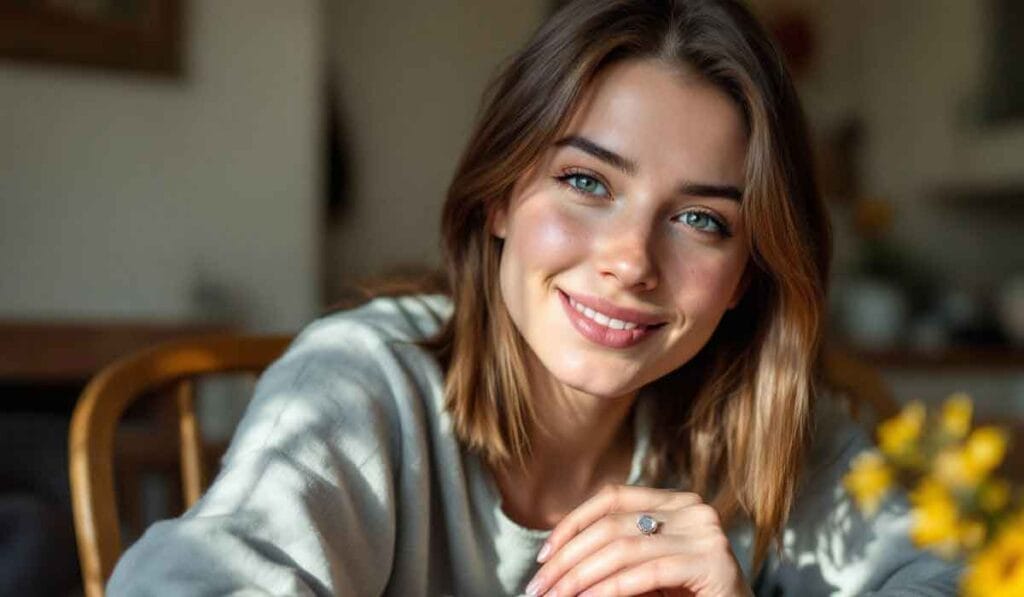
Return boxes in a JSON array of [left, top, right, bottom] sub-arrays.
[[636, 513, 660, 535]]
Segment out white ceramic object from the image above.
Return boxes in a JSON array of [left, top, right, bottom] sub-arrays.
[[839, 277, 908, 349]]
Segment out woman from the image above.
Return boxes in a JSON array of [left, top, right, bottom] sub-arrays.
[[109, 1, 960, 595]]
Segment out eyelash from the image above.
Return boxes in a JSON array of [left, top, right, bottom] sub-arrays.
[[554, 168, 611, 198], [552, 168, 733, 238], [676, 208, 733, 238]]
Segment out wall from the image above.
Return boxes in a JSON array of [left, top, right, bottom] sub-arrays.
[[0, 0, 322, 332], [747, 0, 1024, 418], [853, 0, 1024, 288], [757, 0, 1024, 287], [326, 0, 1024, 295], [324, 0, 548, 292]]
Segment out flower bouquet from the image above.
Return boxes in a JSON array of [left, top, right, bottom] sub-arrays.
[[843, 394, 1022, 595]]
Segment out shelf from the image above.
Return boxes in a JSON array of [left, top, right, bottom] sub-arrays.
[[0, 319, 229, 385], [851, 346, 1024, 371], [931, 182, 1024, 208]]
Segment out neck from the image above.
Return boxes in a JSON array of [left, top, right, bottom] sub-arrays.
[[492, 362, 638, 529]]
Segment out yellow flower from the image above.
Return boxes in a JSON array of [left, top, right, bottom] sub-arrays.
[[934, 447, 982, 488], [962, 512, 1024, 597], [843, 450, 893, 516], [877, 401, 926, 462], [933, 427, 1009, 489], [979, 479, 1012, 514], [941, 393, 973, 439], [909, 478, 962, 559], [959, 518, 987, 551], [965, 427, 1008, 475]]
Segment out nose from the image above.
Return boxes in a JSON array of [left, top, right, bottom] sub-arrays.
[[594, 218, 659, 292]]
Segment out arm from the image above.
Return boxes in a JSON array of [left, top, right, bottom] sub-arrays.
[[107, 320, 405, 597]]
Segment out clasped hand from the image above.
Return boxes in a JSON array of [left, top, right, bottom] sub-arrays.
[[525, 485, 753, 597]]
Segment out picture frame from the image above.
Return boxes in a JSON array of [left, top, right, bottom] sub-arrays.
[[0, 0, 183, 77]]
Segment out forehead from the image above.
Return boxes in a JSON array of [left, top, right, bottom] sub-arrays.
[[559, 58, 748, 184]]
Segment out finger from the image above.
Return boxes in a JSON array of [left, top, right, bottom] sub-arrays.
[[530, 512, 645, 595], [533, 502, 730, 596], [532, 501, 719, 596], [540, 486, 698, 563], [543, 533, 689, 597], [576, 554, 706, 597]]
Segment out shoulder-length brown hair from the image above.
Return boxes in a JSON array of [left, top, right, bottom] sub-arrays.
[[430, 0, 830, 571]]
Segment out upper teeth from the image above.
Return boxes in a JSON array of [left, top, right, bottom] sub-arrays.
[[568, 296, 640, 330]]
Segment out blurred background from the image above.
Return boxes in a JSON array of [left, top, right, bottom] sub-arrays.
[[0, 0, 1021, 595]]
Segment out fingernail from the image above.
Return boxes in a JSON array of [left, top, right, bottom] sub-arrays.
[[536, 541, 551, 563], [525, 578, 541, 596]]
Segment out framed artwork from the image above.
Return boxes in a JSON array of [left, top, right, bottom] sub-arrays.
[[0, 0, 183, 76]]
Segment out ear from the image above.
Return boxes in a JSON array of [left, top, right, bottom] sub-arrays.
[[488, 203, 508, 240], [727, 265, 751, 309]]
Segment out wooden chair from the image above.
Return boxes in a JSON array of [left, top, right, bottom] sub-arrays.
[[68, 334, 292, 597]]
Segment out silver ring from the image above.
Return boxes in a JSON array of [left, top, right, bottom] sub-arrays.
[[636, 513, 660, 536]]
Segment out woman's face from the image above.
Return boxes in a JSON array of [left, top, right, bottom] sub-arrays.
[[492, 58, 750, 400]]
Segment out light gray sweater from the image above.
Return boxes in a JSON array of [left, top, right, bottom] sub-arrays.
[[107, 295, 961, 596]]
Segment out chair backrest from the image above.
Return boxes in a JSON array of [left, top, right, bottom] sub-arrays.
[[68, 334, 292, 597]]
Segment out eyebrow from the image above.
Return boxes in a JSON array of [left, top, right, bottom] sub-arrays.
[[680, 182, 744, 202], [553, 134, 744, 201], [555, 135, 638, 176]]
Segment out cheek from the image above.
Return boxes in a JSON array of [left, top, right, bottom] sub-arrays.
[[665, 249, 747, 315], [505, 196, 588, 274], [500, 197, 589, 339]]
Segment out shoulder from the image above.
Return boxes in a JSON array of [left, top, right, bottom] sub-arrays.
[[754, 390, 962, 594], [223, 293, 452, 462], [309, 293, 451, 339], [108, 295, 456, 595], [804, 388, 872, 478], [297, 293, 452, 351], [270, 292, 450, 390]]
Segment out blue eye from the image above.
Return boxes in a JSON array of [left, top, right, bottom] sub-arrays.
[[561, 173, 610, 197], [677, 210, 731, 237]]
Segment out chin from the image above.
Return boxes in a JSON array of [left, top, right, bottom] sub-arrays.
[[544, 357, 643, 400]]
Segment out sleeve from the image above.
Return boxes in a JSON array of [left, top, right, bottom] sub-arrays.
[[106, 318, 407, 597], [752, 396, 964, 596]]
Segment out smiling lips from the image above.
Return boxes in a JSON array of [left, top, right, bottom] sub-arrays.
[[558, 289, 666, 349]]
